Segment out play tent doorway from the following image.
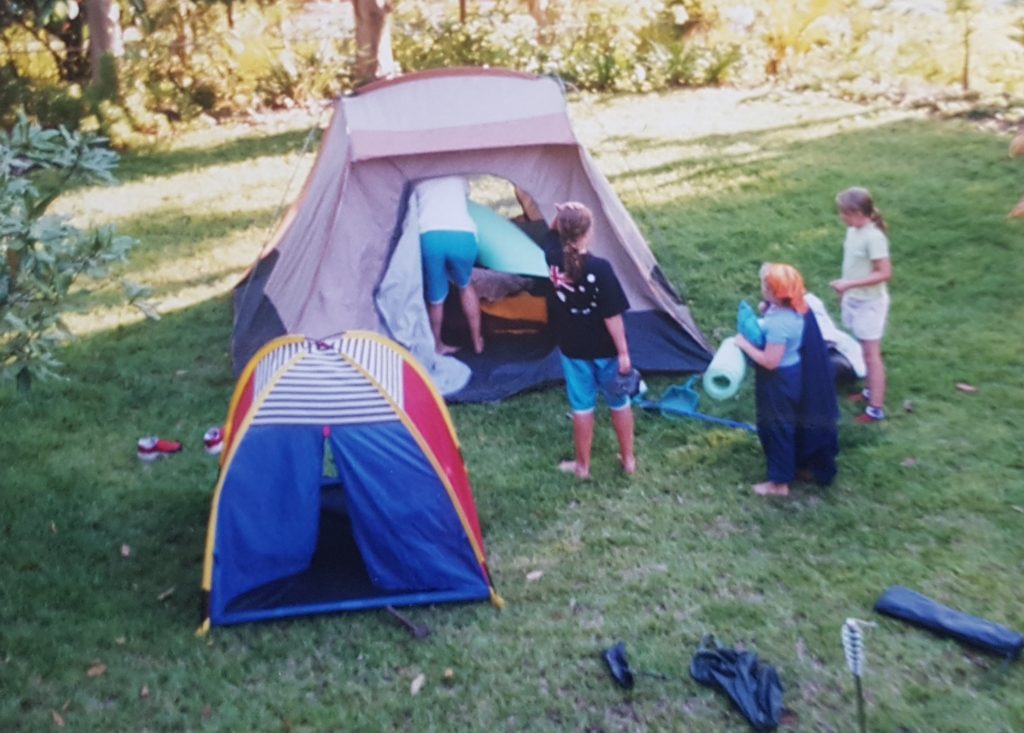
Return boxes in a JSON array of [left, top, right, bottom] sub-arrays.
[[199, 333, 500, 630], [232, 67, 712, 402]]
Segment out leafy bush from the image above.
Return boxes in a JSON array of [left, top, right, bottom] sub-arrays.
[[391, 1, 736, 93], [1, 115, 137, 391], [392, 8, 539, 73], [6, 0, 1024, 140]]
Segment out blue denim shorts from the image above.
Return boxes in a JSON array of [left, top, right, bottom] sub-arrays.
[[420, 230, 477, 304], [561, 355, 631, 413]]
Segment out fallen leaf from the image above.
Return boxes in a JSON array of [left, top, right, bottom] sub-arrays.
[[410, 673, 426, 696], [115, 637, 126, 645], [120, 544, 131, 558], [50, 522, 58, 535], [902, 399, 914, 413], [955, 383, 978, 393], [157, 587, 175, 601], [443, 667, 454, 683], [1012, 505, 1024, 514], [526, 570, 544, 582], [175, 369, 188, 376], [901, 457, 918, 467], [86, 663, 107, 678], [139, 685, 150, 699], [51, 710, 65, 727]]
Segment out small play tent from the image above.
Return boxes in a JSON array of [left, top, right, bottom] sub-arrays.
[[200, 332, 499, 630], [233, 67, 712, 402]]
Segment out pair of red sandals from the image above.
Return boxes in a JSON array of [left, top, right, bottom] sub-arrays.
[[136, 427, 223, 461]]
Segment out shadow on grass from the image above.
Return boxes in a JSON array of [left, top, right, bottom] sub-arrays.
[[598, 108, 877, 153], [114, 203, 279, 267], [56, 203, 278, 315], [115, 128, 321, 183]]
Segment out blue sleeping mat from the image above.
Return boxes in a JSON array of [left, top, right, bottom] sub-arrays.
[[875, 585, 1023, 659]]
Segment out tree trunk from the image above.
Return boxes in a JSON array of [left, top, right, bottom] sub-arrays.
[[960, 17, 971, 91], [85, 0, 124, 87], [526, 0, 554, 43], [352, 0, 395, 86]]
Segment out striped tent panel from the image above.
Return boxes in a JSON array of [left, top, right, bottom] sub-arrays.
[[337, 334, 404, 400], [251, 346, 396, 426], [253, 339, 309, 396]]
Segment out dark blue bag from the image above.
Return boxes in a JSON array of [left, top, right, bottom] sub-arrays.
[[690, 635, 783, 731], [875, 585, 1024, 659]]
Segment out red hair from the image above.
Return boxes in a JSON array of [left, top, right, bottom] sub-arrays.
[[760, 263, 808, 314]]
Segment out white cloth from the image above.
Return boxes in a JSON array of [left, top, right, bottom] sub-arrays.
[[806, 293, 867, 378], [414, 176, 476, 234], [375, 196, 472, 396]]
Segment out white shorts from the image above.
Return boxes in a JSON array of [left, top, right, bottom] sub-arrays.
[[841, 293, 889, 342]]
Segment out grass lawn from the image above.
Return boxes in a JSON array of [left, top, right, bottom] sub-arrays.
[[2, 89, 1022, 732]]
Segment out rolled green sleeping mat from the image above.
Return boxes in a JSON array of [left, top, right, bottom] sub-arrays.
[[875, 585, 1024, 659], [468, 200, 549, 278], [703, 336, 746, 401]]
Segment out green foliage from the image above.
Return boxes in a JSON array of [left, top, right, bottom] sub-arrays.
[[0, 114, 136, 390], [0, 64, 87, 131], [392, 8, 539, 73], [391, 1, 737, 92], [5, 0, 1024, 138]]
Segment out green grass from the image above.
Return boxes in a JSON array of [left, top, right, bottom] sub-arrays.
[[2, 91, 1023, 732]]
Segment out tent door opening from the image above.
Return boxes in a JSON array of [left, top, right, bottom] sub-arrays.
[[223, 439, 379, 617]]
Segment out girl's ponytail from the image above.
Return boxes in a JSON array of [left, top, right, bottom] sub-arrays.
[[554, 202, 593, 283]]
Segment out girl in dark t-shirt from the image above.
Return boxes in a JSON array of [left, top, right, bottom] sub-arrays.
[[546, 202, 636, 479]]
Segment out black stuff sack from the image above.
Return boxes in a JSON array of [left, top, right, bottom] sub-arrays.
[[690, 635, 784, 731], [874, 585, 1024, 659], [601, 641, 636, 690]]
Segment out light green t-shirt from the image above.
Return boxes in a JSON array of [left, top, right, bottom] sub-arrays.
[[841, 224, 890, 300]]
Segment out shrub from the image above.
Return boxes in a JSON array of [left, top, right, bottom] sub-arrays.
[[1, 115, 137, 391]]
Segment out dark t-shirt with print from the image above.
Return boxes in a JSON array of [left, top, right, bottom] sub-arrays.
[[545, 241, 630, 360]]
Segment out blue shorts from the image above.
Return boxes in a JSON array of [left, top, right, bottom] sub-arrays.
[[420, 230, 477, 304], [561, 355, 631, 413]]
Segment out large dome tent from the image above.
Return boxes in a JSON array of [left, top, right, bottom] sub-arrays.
[[232, 67, 712, 402]]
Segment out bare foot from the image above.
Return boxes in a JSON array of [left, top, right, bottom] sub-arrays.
[[558, 460, 590, 479], [435, 342, 460, 355], [618, 454, 637, 475], [753, 481, 789, 497]]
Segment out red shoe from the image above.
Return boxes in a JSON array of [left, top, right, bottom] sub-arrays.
[[203, 426, 224, 455], [137, 436, 183, 461], [854, 407, 886, 424]]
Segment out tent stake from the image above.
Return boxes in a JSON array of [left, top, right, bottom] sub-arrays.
[[386, 606, 430, 639]]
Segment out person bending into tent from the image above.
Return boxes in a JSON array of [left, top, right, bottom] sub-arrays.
[[733, 263, 839, 497], [546, 202, 636, 479], [414, 176, 485, 355]]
